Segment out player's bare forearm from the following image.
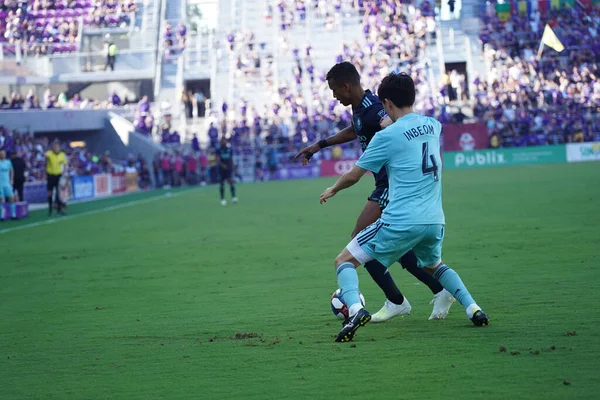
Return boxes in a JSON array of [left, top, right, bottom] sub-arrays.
[[320, 165, 366, 204], [333, 166, 365, 192], [323, 125, 357, 146], [295, 125, 356, 165]]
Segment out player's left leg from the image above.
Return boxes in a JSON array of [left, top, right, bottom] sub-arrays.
[[399, 251, 455, 320], [228, 177, 237, 203], [415, 225, 489, 326], [54, 180, 63, 215], [47, 177, 54, 216]]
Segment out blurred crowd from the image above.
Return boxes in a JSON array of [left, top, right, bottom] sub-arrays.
[[0, 0, 136, 55], [476, 5, 600, 146], [151, 149, 211, 188], [163, 20, 187, 61], [209, 0, 436, 164], [0, 126, 150, 187], [207, 0, 599, 155], [0, 88, 137, 110]]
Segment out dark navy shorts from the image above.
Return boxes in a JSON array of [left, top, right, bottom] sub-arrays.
[[367, 186, 389, 211], [219, 167, 232, 180]]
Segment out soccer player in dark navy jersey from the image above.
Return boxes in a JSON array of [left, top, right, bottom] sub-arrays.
[[295, 62, 455, 321], [216, 137, 238, 205]]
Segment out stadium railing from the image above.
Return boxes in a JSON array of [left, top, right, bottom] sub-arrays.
[[153, 0, 169, 100], [182, 30, 213, 80], [0, 48, 158, 83]]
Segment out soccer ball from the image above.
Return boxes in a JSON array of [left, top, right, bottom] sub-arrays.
[[330, 289, 366, 320]]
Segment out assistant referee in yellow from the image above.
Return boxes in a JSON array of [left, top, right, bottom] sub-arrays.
[[45, 141, 67, 216]]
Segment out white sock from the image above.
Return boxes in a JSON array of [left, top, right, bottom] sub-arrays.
[[349, 303, 363, 317], [466, 303, 480, 318]]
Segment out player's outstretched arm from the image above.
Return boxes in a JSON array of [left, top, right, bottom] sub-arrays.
[[320, 165, 366, 204], [294, 125, 357, 166]]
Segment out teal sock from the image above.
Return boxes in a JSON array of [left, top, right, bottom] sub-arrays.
[[336, 262, 361, 311], [10, 202, 16, 218], [433, 264, 476, 309], [0, 203, 4, 219]]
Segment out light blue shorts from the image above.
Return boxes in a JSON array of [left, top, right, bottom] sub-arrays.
[[347, 219, 444, 268], [0, 184, 14, 199]]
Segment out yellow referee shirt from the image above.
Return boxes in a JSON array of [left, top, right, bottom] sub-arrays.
[[46, 151, 67, 175]]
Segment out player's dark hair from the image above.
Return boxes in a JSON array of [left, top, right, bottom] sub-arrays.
[[326, 62, 360, 85], [377, 72, 415, 108]]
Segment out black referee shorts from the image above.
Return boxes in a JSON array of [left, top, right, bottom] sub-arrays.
[[47, 174, 61, 192]]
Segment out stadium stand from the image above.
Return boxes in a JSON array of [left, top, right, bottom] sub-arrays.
[[197, 0, 436, 174], [1, 0, 599, 204], [476, 4, 600, 146], [0, 0, 137, 55]]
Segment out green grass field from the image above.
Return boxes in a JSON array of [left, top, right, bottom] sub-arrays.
[[1, 162, 599, 399]]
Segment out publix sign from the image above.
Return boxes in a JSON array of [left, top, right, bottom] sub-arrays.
[[453, 150, 507, 168], [566, 142, 600, 163], [445, 145, 566, 170]]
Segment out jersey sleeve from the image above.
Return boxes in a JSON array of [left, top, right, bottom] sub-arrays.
[[356, 129, 389, 173], [363, 104, 387, 131]]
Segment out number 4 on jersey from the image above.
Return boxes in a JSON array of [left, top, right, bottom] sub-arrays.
[[422, 142, 439, 182]]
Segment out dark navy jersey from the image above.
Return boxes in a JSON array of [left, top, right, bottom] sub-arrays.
[[216, 145, 234, 168], [351, 90, 388, 188]]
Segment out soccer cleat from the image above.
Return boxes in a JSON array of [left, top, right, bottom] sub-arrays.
[[335, 308, 371, 342], [428, 289, 456, 320], [470, 310, 489, 326], [232, 197, 238, 204], [371, 298, 412, 323], [220, 199, 227, 206]]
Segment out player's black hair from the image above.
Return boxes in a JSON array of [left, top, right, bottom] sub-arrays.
[[326, 62, 360, 85], [377, 72, 415, 108]]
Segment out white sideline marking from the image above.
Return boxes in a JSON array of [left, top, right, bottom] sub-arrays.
[[0, 192, 182, 235]]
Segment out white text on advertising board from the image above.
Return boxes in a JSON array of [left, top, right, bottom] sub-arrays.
[[455, 151, 506, 167]]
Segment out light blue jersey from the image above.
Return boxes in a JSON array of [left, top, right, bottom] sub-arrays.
[[356, 113, 444, 226], [0, 159, 12, 187]]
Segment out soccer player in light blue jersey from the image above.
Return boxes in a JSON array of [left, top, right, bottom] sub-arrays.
[[320, 73, 489, 342], [0, 150, 17, 221]]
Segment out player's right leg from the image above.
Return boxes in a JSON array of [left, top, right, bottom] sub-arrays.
[[338, 220, 417, 339], [334, 247, 371, 343], [5, 185, 16, 219], [352, 195, 411, 322], [0, 187, 5, 221], [415, 225, 489, 326], [219, 177, 226, 205]]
